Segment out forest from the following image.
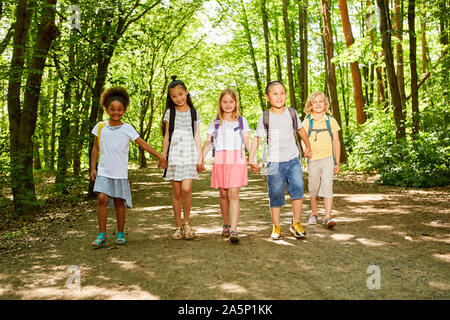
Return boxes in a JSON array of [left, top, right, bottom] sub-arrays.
[[0, 0, 449, 217]]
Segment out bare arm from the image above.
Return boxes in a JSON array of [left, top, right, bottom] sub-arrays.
[[201, 135, 212, 163], [90, 137, 99, 181], [249, 136, 260, 173], [333, 131, 341, 174], [298, 127, 312, 158], [134, 137, 165, 161]]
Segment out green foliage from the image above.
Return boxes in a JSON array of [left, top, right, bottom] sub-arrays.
[[349, 107, 450, 187]]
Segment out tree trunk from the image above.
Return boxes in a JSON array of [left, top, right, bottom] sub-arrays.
[[55, 36, 75, 186], [240, 0, 265, 112], [274, 16, 283, 82], [321, 0, 347, 163], [282, 0, 298, 112], [50, 75, 58, 170], [393, 0, 406, 103], [366, 0, 386, 106], [338, 0, 366, 124], [260, 0, 271, 86], [298, 0, 308, 118], [420, 3, 428, 75], [377, 0, 406, 140], [408, 0, 419, 137], [8, 0, 58, 214], [439, 1, 448, 48]]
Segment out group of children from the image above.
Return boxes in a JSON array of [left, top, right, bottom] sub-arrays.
[[90, 77, 342, 247]]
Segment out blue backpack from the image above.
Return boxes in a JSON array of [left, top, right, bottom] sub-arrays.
[[211, 116, 244, 158]]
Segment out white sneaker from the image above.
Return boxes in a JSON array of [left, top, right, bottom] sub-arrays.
[[308, 214, 318, 224]]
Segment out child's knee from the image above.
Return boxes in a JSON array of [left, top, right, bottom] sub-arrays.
[[181, 186, 192, 196], [228, 189, 240, 201], [98, 194, 108, 206]]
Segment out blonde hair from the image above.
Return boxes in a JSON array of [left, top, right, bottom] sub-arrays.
[[216, 88, 241, 122], [304, 91, 330, 115]]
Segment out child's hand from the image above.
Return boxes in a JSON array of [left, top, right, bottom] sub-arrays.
[[334, 164, 340, 175], [249, 163, 260, 174], [91, 169, 97, 182], [197, 164, 206, 173], [158, 158, 167, 169], [304, 148, 312, 159]]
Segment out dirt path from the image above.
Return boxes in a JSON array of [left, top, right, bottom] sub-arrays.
[[0, 166, 449, 299]]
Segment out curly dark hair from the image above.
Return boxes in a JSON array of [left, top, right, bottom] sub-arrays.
[[100, 86, 130, 109]]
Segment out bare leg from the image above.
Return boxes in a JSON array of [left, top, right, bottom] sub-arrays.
[[114, 198, 126, 233], [292, 198, 303, 222], [172, 181, 182, 228], [270, 207, 281, 225], [228, 187, 240, 231], [181, 179, 193, 224], [310, 196, 319, 216], [324, 197, 333, 219], [97, 193, 108, 233], [219, 188, 230, 226]]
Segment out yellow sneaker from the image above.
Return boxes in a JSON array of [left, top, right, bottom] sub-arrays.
[[290, 221, 306, 238], [270, 224, 282, 240]]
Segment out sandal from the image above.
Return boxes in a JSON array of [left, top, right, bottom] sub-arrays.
[[115, 232, 127, 245], [92, 232, 107, 247], [229, 231, 239, 243], [221, 224, 230, 237]]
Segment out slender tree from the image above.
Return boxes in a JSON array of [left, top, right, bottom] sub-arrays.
[[7, 0, 58, 214], [338, 0, 366, 124], [377, 0, 406, 140], [321, 0, 347, 162], [408, 0, 419, 137], [393, 0, 406, 103], [240, 0, 265, 112], [282, 0, 297, 112]]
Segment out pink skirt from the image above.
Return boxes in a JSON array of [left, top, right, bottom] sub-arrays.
[[211, 150, 248, 189]]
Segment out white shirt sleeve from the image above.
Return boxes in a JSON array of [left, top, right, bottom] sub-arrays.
[[91, 122, 99, 136], [124, 124, 140, 141]]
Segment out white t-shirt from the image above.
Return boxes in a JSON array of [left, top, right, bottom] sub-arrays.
[[206, 117, 250, 151], [255, 108, 302, 162], [91, 122, 140, 179]]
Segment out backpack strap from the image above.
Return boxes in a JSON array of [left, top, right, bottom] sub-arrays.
[[211, 117, 221, 157], [168, 106, 176, 143], [307, 114, 313, 137], [288, 108, 302, 159], [190, 107, 197, 137], [234, 116, 245, 158], [97, 121, 107, 147]]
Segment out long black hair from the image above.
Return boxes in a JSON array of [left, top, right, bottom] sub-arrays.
[[161, 75, 195, 135]]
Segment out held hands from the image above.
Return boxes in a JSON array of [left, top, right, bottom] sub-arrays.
[[304, 148, 312, 159], [249, 158, 260, 174], [157, 157, 168, 170], [197, 163, 206, 173]]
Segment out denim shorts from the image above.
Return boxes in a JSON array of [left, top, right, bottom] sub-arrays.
[[267, 157, 304, 207]]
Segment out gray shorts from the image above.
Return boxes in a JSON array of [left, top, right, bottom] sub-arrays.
[[307, 156, 334, 198]]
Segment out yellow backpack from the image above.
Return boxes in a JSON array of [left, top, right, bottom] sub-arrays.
[[97, 121, 107, 161]]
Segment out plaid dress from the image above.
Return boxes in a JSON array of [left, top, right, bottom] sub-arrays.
[[163, 109, 201, 181]]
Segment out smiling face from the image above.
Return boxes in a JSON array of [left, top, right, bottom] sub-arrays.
[[220, 94, 237, 114], [311, 94, 327, 114], [169, 85, 189, 108], [106, 100, 126, 123], [264, 83, 287, 109]]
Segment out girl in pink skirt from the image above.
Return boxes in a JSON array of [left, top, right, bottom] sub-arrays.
[[201, 89, 251, 242]]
